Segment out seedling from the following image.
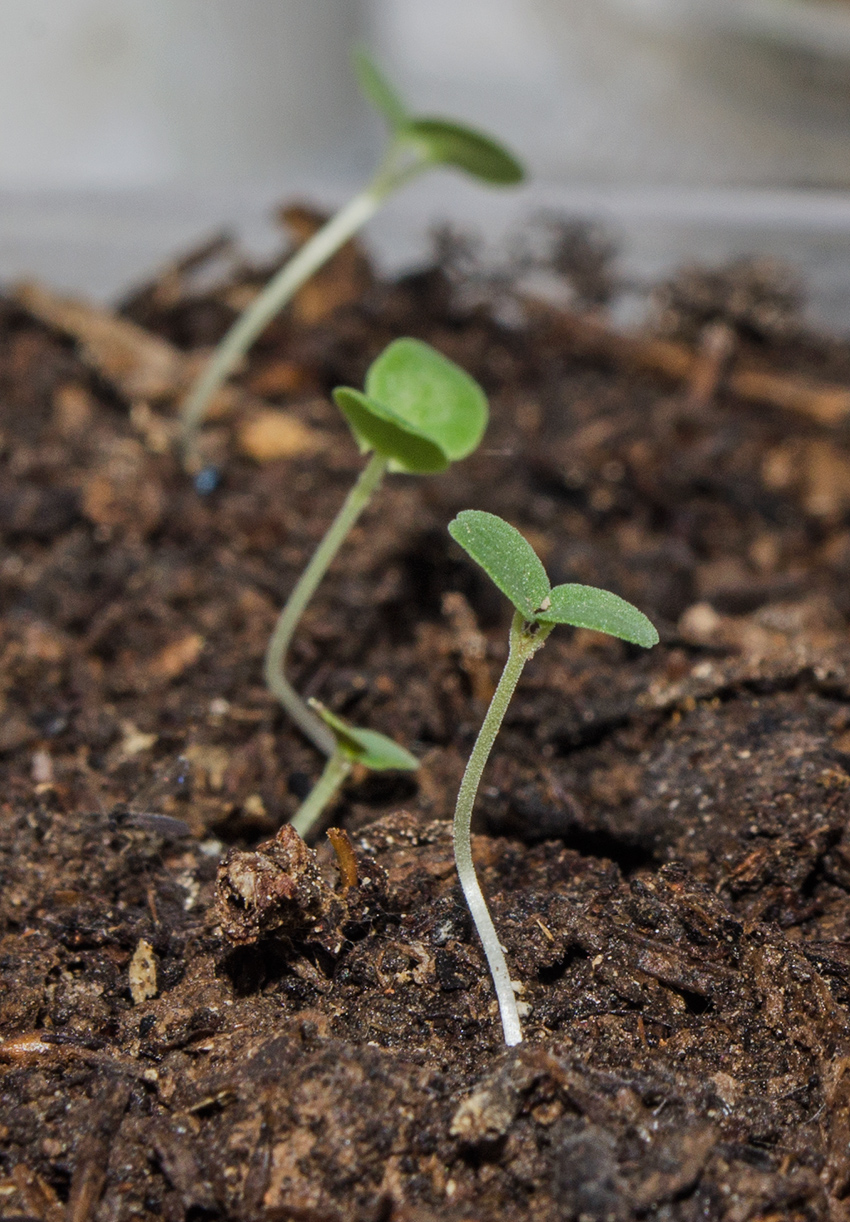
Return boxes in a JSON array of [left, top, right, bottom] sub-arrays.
[[178, 49, 523, 469], [447, 510, 658, 1046], [266, 337, 488, 756], [291, 700, 417, 838]]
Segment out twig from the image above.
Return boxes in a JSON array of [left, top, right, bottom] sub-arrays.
[[66, 1079, 131, 1222], [534, 301, 850, 426], [327, 827, 359, 891], [687, 321, 737, 410]]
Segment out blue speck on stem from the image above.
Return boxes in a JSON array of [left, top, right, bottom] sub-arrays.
[[195, 467, 219, 495]]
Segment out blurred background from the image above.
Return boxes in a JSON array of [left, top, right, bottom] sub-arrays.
[[0, 0, 849, 325]]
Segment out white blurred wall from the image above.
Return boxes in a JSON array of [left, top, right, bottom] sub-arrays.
[[0, 0, 367, 187], [370, 0, 850, 187], [0, 0, 848, 322], [2, 0, 850, 190]]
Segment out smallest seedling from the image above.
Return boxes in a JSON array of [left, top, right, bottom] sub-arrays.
[[290, 700, 417, 838], [448, 510, 658, 1047]]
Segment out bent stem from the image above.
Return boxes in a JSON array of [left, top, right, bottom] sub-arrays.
[[291, 748, 352, 838], [264, 451, 388, 754], [453, 609, 553, 1047], [179, 152, 425, 467]]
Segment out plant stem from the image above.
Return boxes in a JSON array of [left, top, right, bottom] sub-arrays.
[[179, 151, 425, 467], [291, 748, 352, 838], [264, 451, 388, 754], [452, 609, 553, 1047]]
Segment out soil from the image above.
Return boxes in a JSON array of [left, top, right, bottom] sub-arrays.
[[3, 214, 850, 1220]]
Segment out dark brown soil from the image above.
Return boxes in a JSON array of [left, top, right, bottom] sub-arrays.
[[3, 218, 850, 1220]]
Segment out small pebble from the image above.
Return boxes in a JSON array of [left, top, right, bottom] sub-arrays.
[[195, 467, 219, 495], [31, 749, 53, 786]]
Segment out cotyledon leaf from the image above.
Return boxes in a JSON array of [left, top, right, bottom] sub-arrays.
[[332, 387, 449, 474], [448, 510, 550, 620], [402, 118, 524, 185], [353, 47, 523, 185], [365, 338, 488, 463], [538, 583, 659, 648], [310, 701, 419, 771], [353, 48, 409, 131]]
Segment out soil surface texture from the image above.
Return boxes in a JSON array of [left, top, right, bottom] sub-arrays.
[[3, 217, 850, 1220]]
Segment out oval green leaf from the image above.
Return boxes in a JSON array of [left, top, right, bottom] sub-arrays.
[[353, 48, 409, 131], [365, 338, 488, 464], [333, 387, 449, 473], [402, 119, 524, 185], [311, 701, 419, 771], [539, 584, 659, 648], [448, 510, 550, 619]]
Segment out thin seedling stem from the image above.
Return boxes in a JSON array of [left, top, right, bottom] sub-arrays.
[[452, 609, 552, 1046], [264, 450, 388, 754], [291, 748, 352, 838], [447, 509, 657, 1046], [179, 154, 424, 465]]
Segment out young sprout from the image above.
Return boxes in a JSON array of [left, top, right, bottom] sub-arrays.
[[291, 700, 417, 838], [179, 49, 523, 471], [266, 337, 487, 756], [447, 510, 659, 1047]]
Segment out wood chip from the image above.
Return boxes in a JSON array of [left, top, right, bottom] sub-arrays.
[[149, 633, 205, 681], [11, 1163, 63, 1222], [53, 383, 96, 435], [129, 939, 158, 1005], [117, 722, 158, 758], [14, 280, 245, 418], [15, 280, 186, 401], [247, 359, 314, 397], [237, 410, 323, 462]]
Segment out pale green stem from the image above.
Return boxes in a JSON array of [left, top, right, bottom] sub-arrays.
[[453, 610, 553, 1047], [179, 149, 426, 466], [264, 451, 388, 754], [291, 748, 352, 838]]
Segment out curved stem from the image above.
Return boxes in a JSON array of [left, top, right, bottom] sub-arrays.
[[264, 451, 388, 754], [452, 610, 553, 1047], [179, 151, 426, 467], [291, 748, 352, 838]]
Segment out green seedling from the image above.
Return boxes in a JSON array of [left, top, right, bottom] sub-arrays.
[[266, 337, 488, 756], [291, 700, 417, 837], [178, 49, 523, 469], [447, 510, 658, 1046]]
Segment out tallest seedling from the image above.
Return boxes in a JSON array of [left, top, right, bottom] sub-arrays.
[[179, 50, 523, 467]]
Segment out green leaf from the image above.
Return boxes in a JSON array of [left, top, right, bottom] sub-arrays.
[[353, 48, 409, 131], [448, 511, 660, 647], [311, 701, 419, 771], [448, 510, 550, 619], [365, 338, 488, 463], [539, 584, 659, 648], [333, 387, 449, 473], [352, 49, 523, 185], [402, 119, 524, 185]]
